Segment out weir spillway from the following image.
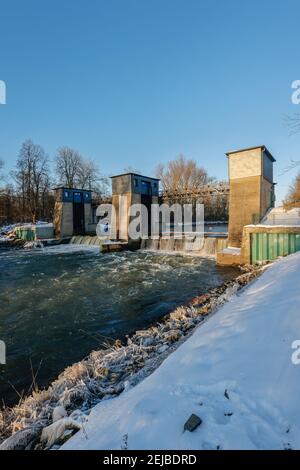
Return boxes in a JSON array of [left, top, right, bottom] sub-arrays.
[[69, 234, 228, 256]]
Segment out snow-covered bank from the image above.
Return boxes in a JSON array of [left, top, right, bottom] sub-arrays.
[[0, 265, 260, 450], [64, 253, 300, 450]]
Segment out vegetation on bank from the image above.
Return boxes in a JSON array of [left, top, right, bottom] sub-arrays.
[[0, 264, 264, 450], [284, 171, 300, 210]]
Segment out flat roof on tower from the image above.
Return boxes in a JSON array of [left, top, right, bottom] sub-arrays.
[[52, 186, 92, 191], [226, 145, 276, 162], [110, 172, 160, 181]]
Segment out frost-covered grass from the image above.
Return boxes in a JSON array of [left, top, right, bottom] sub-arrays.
[[63, 253, 300, 450]]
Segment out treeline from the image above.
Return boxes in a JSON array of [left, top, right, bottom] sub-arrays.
[[0, 139, 109, 225], [283, 171, 300, 209], [0, 149, 231, 225], [1, 147, 235, 226], [156, 155, 229, 221]]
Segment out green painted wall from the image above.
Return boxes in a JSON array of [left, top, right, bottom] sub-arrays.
[[15, 227, 35, 241], [251, 232, 300, 263]]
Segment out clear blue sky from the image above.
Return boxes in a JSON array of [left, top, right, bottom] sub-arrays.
[[0, 0, 300, 203]]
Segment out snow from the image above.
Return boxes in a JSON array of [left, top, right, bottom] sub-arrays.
[[41, 244, 100, 255], [63, 252, 300, 450], [35, 222, 53, 227], [246, 224, 300, 228], [260, 206, 300, 226]]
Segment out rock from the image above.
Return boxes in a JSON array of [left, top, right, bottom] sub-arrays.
[[52, 405, 67, 423], [157, 344, 169, 354], [0, 424, 43, 450], [69, 409, 88, 421], [41, 417, 81, 449], [184, 414, 202, 432]]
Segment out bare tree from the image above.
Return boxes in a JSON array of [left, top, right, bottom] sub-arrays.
[[77, 158, 110, 195], [283, 171, 300, 209], [156, 154, 210, 192], [279, 115, 300, 174], [284, 113, 300, 136], [55, 146, 110, 196], [123, 166, 141, 174], [13, 140, 51, 222], [75, 158, 98, 189], [0, 185, 19, 225], [0, 159, 4, 183], [54, 147, 82, 188]]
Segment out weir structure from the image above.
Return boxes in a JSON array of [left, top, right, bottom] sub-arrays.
[[65, 172, 229, 255], [53, 146, 300, 264]]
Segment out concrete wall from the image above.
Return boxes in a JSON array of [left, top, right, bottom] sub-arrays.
[[228, 175, 261, 246], [54, 187, 94, 238], [54, 201, 94, 238], [229, 147, 262, 180], [263, 151, 273, 183], [260, 178, 273, 216], [142, 235, 228, 255], [53, 201, 73, 238], [53, 201, 62, 236], [241, 225, 300, 264], [111, 174, 159, 196], [111, 193, 132, 240], [53, 202, 73, 238], [216, 249, 241, 266], [227, 147, 274, 247], [61, 203, 73, 237], [111, 173, 160, 241], [84, 204, 93, 234], [111, 193, 159, 241], [111, 175, 132, 195]]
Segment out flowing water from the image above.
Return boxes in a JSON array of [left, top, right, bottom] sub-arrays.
[[0, 245, 238, 406]]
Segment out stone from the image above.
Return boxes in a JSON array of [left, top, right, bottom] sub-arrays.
[[184, 414, 202, 432], [0, 424, 43, 450], [52, 405, 67, 423], [40, 417, 80, 449]]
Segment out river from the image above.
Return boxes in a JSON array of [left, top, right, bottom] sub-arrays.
[[0, 245, 238, 405]]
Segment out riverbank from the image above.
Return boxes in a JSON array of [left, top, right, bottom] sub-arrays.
[[63, 253, 300, 451], [0, 264, 263, 450]]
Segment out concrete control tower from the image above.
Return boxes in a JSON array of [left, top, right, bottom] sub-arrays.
[[227, 146, 276, 247], [111, 173, 160, 241], [53, 187, 93, 238]]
